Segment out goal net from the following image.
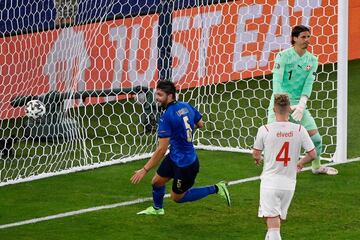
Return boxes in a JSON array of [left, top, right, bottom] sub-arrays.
[[0, 0, 339, 185]]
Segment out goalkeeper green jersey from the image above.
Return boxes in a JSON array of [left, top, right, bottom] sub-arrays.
[[270, 47, 318, 106]]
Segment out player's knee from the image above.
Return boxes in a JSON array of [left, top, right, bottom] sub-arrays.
[[152, 180, 164, 187], [170, 191, 184, 203], [171, 196, 181, 203], [151, 177, 158, 186], [151, 174, 167, 186]]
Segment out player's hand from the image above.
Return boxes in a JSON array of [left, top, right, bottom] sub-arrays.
[[130, 168, 147, 184], [290, 105, 297, 112], [291, 95, 308, 122], [254, 158, 263, 166], [291, 104, 305, 121], [297, 161, 305, 172]]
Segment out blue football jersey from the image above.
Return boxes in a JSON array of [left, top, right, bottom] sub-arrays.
[[157, 101, 202, 167]]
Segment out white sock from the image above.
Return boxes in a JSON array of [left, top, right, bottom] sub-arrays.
[[266, 228, 281, 240]]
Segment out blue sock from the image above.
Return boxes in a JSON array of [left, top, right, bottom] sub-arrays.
[[177, 185, 216, 203], [152, 185, 165, 209]]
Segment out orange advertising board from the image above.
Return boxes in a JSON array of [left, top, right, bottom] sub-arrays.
[[0, 0, 356, 120], [349, 0, 360, 60]]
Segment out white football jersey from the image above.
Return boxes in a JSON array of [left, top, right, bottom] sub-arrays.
[[253, 121, 315, 190]]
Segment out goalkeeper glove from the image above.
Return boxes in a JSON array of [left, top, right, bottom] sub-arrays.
[[291, 96, 308, 121]]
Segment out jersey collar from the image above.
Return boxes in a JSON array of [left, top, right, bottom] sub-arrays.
[[165, 100, 177, 110], [292, 47, 308, 58]]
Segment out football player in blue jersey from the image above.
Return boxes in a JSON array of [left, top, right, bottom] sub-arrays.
[[131, 81, 231, 215]]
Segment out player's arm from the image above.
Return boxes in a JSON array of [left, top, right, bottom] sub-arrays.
[[301, 57, 318, 98], [252, 149, 263, 166], [144, 137, 169, 170], [297, 149, 316, 172], [190, 103, 203, 129], [195, 119, 204, 129], [291, 57, 318, 121], [143, 137, 169, 171], [131, 112, 171, 184], [252, 126, 265, 166], [272, 52, 286, 94], [130, 137, 169, 184], [297, 126, 317, 171]]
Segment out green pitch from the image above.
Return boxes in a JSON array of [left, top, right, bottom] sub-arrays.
[[0, 151, 359, 239], [0, 59, 359, 239]]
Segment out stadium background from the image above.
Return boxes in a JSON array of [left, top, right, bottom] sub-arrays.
[[0, 0, 359, 120], [0, 1, 359, 239]]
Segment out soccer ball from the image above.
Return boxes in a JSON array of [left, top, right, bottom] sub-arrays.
[[135, 92, 147, 104], [25, 100, 46, 119]]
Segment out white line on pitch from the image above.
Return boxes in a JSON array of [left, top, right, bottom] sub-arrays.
[[0, 158, 359, 230]]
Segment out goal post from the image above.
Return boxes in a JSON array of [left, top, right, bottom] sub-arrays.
[[334, 0, 348, 163], [0, 0, 347, 186]]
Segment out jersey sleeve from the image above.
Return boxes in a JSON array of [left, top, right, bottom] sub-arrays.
[[272, 52, 286, 94], [157, 112, 172, 138], [253, 126, 266, 151], [301, 56, 318, 98], [299, 126, 315, 152]]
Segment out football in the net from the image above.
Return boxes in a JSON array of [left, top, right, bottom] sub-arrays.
[[135, 92, 147, 104], [25, 100, 46, 119]]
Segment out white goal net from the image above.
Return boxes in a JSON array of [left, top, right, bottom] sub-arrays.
[[0, 0, 339, 185]]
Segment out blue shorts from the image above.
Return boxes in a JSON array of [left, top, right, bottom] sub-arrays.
[[157, 155, 199, 194]]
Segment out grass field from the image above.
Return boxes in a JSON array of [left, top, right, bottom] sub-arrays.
[[0, 152, 359, 239], [0, 59, 359, 239]]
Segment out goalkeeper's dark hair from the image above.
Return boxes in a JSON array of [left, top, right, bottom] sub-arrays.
[[156, 80, 176, 100], [291, 25, 310, 45], [274, 93, 290, 114]]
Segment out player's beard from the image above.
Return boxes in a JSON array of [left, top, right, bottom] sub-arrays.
[[156, 102, 165, 112], [157, 101, 164, 110], [156, 99, 167, 111]]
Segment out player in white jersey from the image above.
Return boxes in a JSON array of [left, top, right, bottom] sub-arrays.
[[253, 94, 316, 240]]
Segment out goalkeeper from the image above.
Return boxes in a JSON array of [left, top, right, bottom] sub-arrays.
[[267, 25, 338, 175]]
